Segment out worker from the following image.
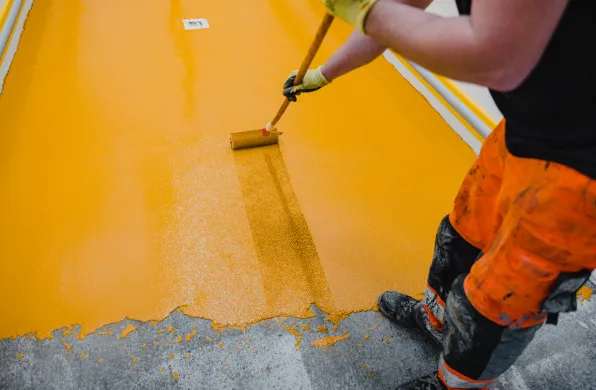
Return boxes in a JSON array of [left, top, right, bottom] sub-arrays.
[[283, 0, 596, 389]]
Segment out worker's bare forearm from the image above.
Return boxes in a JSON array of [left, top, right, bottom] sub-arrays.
[[321, 0, 433, 81], [364, 0, 569, 91], [321, 30, 385, 81]]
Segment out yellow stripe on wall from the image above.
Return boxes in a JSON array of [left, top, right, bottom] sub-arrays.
[[0, 0, 13, 28], [437, 76, 499, 131]]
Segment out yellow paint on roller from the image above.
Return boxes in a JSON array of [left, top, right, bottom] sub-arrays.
[[230, 130, 281, 150], [0, 0, 475, 339], [311, 334, 350, 348]]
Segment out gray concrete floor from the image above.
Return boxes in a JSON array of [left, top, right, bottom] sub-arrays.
[[1, 294, 595, 390]]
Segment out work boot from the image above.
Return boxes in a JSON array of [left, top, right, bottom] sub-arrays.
[[378, 291, 419, 328], [395, 372, 446, 390], [378, 291, 441, 344]]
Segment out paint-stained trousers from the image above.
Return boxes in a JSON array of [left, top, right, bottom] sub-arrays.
[[423, 121, 596, 389]]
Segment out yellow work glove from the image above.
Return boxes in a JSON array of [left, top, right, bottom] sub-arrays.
[[322, 0, 378, 33], [283, 67, 330, 102]]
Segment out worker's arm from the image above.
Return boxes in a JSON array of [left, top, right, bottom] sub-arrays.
[[321, 0, 432, 81], [320, 30, 385, 82], [283, 0, 432, 101], [326, 0, 569, 91]]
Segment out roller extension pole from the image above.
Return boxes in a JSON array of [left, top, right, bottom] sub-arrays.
[[230, 14, 335, 150]]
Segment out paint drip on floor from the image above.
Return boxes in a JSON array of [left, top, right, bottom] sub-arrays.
[[311, 334, 350, 348]]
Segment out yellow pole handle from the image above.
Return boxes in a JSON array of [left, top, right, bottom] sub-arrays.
[[268, 14, 335, 130]]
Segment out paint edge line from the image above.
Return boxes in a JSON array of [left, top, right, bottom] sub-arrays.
[[0, 0, 32, 96], [382, 51, 482, 155]]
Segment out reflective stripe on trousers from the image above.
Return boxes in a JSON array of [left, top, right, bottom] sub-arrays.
[[438, 356, 493, 389], [424, 284, 445, 331]]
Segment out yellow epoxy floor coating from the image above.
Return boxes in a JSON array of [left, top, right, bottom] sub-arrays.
[[0, 0, 476, 339]]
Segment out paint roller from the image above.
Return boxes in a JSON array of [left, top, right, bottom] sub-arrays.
[[230, 14, 334, 150]]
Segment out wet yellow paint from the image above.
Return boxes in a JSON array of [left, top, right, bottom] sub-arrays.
[[0, 0, 475, 338], [311, 334, 350, 348], [119, 324, 136, 339], [577, 286, 593, 302]]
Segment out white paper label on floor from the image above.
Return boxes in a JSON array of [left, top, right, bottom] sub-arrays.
[[183, 19, 209, 30]]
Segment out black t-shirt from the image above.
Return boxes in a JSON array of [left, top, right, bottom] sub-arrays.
[[455, 0, 596, 179]]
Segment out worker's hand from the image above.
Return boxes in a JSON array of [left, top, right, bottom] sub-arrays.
[[322, 0, 378, 33], [283, 66, 330, 102]]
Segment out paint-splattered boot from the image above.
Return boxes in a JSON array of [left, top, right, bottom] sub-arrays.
[[378, 291, 419, 327], [395, 372, 446, 390], [378, 291, 441, 344]]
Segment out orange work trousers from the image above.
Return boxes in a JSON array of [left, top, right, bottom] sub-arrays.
[[452, 120, 596, 328], [425, 120, 596, 389]]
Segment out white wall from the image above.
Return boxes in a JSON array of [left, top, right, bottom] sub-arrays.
[[426, 0, 504, 123]]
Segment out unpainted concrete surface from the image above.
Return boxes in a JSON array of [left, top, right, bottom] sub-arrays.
[[1, 296, 595, 390]]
